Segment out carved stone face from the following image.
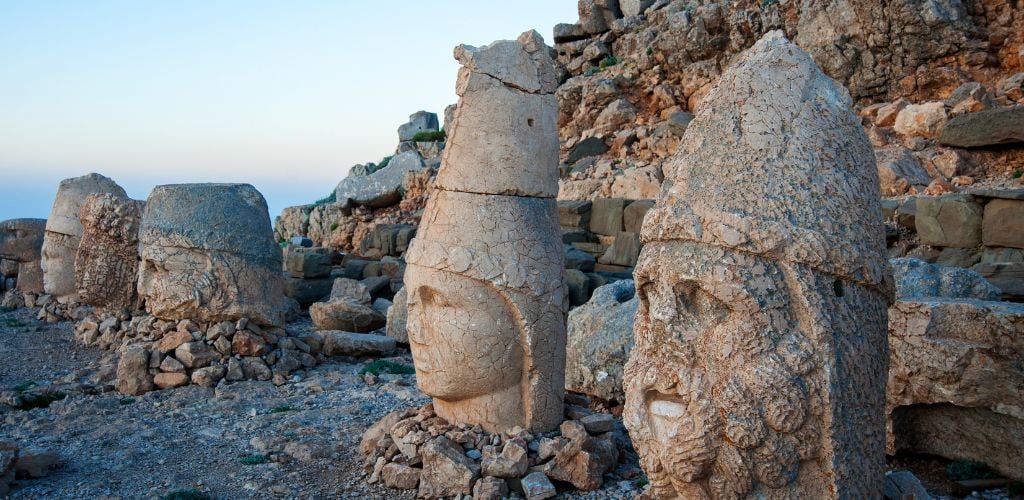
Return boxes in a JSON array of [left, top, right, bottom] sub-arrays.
[[406, 264, 523, 401], [625, 241, 840, 498], [0, 220, 45, 262], [138, 244, 218, 318], [41, 232, 80, 298]]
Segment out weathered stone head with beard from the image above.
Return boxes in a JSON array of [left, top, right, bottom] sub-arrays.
[[622, 32, 893, 499]]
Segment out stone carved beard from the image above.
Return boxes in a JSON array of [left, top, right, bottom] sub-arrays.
[[138, 246, 232, 321], [406, 264, 527, 430], [624, 242, 858, 499]]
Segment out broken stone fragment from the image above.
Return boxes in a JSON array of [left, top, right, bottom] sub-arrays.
[[417, 436, 480, 498], [115, 346, 154, 396]]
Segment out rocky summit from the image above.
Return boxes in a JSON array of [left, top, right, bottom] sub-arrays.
[[3, 1, 1024, 499]]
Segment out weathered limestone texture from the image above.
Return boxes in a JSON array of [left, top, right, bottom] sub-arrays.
[[75, 193, 144, 311], [405, 30, 568, 434], [887, 299, 1024, 481], [0, 218, 46, 293], [623, 32, 893, 499], [138, 184, 286, 326], [41, 173, 127, 300]]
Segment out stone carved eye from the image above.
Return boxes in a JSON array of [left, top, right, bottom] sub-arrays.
[[672, 281, 728, 343], [527, 118, 534, 127]]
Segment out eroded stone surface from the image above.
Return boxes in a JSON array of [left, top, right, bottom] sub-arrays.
[[75, 193, 143, 311], [41, 173, 127, 299], [138, 184, 285, 326], [0, 219, 46, 293], [405, 31, 567, 434], [623, 32, 891, 498]]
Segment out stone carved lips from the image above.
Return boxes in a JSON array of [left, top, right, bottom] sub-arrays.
[[406, 266, 523, 401]]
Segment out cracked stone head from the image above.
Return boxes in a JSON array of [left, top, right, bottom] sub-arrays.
[[406, 265, 523, 400], [0, 219, 45, 262]]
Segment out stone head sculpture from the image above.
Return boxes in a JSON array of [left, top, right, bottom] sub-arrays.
[[622, 32, 893, 498], [41, 173, 127, 300], [75, 193, 144, 311], [138, 183, 286, 326], [0, 218, 46, 293], [405, 30, 567, 434]]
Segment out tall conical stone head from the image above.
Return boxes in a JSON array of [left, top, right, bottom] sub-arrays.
[[41, 173, 127, 299], [404, 30, 568, 433], [138, 183, 285, 326], [623, 31, 891, 498]]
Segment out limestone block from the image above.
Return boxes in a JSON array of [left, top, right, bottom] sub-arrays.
[[397, 111, 439, 142], [285, 248, 332, 278], [335, 151, 425, 208], [41, 173, 127, 299], [982, 199, 1024, 249], [283, 276, 332, 307], [915, 194, 983, 248], [598, 231, 641, 267], [386, 286, 408, 343], [893, 102, 947, 138], [138, 183, 286, 326], [589, 198, 626, 236], [887, 299, 1024, 481], [938, 106, 1024, 148], [309, 299, 385, 333], [623, 32, 891, 498], [623, 199, 654, 233], [74, 193, 143, 311], [558, 200, 592, 230], [565, 280, 636, 402], [405, 31, 567, 435], [891, 257, 1001, 301], [972, 248, 1024, 299], [0, 219, 46, 293]]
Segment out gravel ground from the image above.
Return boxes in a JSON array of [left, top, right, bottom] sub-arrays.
[[0, 307, 643, 499]]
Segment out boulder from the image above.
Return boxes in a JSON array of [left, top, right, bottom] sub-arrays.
[[883, 471, 932, 500], [381, 463, 420, 490], [397, 111, 440, 142], [875, 147, 931, 196], [116, 346, 154, 396], [567, 137, 609, 164], [518, 471, 556, 500], [481, 441, 529, 478], [620, 0, 654, 17], [891, 258, 1001, 301], [565, 280, 636, 402], [335, 151, 425, 208], [893, 102, 947, 138], [138, 183, 286, 326], [386, 286, 408, 343], [566, 269, 590, 306], [14, 448, 60, 479], [310, 298, 386, 332], [328, 278, 372, 304], [622, 199, 654, 233], [285, 249, 332, 279], [982, 199, 1024, 249], [175, 341, 219, 369], [609, 166, 663, 200], [915, 194, 983, 248], [0, 442, 15, 497], [888, 299, 1024, 481], [283, 276, 333, 308], [578, 0, 622, 35], [938, 106, 1024, 148], [542, 420, 617, 490], [473, 476, 509, 500], [564, 244, 597, 272], [321, 331, 396, 357], [417, 436, 480, 498]]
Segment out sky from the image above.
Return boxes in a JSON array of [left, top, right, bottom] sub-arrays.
[[0, 1, 578, 222]]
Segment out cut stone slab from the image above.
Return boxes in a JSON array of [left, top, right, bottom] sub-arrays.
[[309, 299, 386, 333], [938, 106, 1024, 148], [982, 199, 1024, 249], [588, 198, 626, 236], [915, 194, 983, 248], [598, 231, 641, 267], [558, 200, 592, 230], [283, 276, 333, 308], [623, 199, 654, 233], [567, 137, 609, 164], [321, 332, 396, 357]]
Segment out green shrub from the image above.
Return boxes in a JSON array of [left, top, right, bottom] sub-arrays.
[[360, 360, 415, 376], [12, 381, 33, 393], [330, 222, 339, 231], [646, 47, 653, 56], [635, 476, 649, 489], [947, 459, 998, 481], [599, 56, 619, 69], [1014, 169, 1023, 179], [270, 404, 296, 413], [0, 305, 14, 313], [761, 0, 778, 7], [239, 454, 269, 465], [119, 397, 135, 405], [584, 67, 601, 77], [4, 317, 24, 328], [161, 489, 210, 500], [411, 129, 446, 142]]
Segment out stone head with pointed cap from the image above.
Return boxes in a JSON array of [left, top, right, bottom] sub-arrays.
[[623, 31, 892, 498], [404, 30, 568, 434]]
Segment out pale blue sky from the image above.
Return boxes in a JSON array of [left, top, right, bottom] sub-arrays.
[[0, 1, 577, 221]]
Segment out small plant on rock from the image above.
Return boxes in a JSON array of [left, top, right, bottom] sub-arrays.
[[3, 317, 24, 328], [270, 404, 296, 413], [1014, 169, 1023, 179], [411, 129, 446, 142], [12, 380, 33, 393], [239, 453, 269, 465], [584, 67, 601, 77], [599, 56, 619, 69], [119, 397, 135, 405], [360, 359, 415, 376]]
